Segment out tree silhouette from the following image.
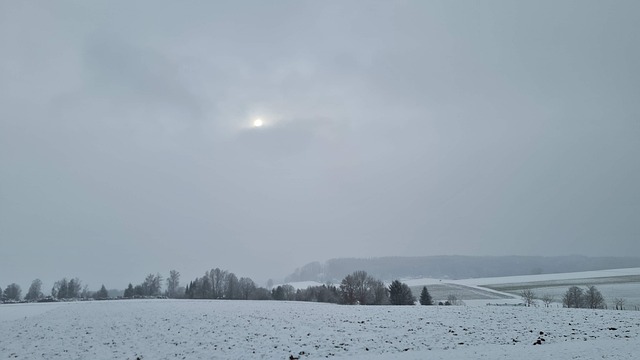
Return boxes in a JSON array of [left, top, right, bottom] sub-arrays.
[[419, 286, 433, 305], [388, 280, 415, 305]]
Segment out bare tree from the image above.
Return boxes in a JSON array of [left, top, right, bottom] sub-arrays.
[[352, 270, 371, 305], [81, 284, 90, 299], [153, 273, 162, 296], [166, 270, 181, 298], [339, 274, 358, 304], [52, 278, 68, 299], [368, 278, 389, 305], [210, 268, 228, 299], [563, 286, 584, 308], [142, 273, 162, 296], [614, 298, 626, 310], [520, 289, 536, 307], [249, 287, 272, 300], [225, 272, 240, 299], [338, 271, 384, 305], [282, 284, 296, 300], [584, 285, 605, 309], [25, 279, 43, 301], [238, 277, 256, 300], [541, 294, 555, 308], [446, 294, 460, 306], [200, 274, 212, 298]]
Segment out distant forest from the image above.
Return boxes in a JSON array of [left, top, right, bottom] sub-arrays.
[[5, 255, 640, 305], [285, 255, 640, 283], [1, 267, 428, 307]]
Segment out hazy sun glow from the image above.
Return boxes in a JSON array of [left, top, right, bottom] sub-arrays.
[[253, 118, 264, 127]]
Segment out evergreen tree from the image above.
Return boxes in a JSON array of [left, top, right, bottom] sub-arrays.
[[94, 285, 109, 299], [124, 283, 134, 298], [188, 280, 198, 299], [272, 286, 285, 300], [201, 276, 212, 298], [419, 286, 433, 305], [68, 278, 82, 298], [3, 283, 22, 301], [388, 280, 415, 305]]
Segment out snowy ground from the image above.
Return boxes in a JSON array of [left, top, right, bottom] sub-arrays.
[[0, 301, 64, 322], [1, 299, 640, 359]]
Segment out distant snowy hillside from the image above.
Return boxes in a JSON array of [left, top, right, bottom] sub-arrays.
[[285, 255, 640, 283]]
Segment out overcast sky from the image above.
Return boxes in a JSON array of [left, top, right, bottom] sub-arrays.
[[1, 1, 639, 291]]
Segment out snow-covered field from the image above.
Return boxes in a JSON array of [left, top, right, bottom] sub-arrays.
[[401, 267, 640, 308], [1, 299, 640, 359], [456, 267, 640, 286], [0, 301, 65, 322]]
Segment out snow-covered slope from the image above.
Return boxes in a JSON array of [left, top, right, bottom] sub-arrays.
[[459, 267, 640, 286], [403, 267, 640, 287]]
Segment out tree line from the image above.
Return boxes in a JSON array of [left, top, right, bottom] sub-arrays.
[[562, 285, 606, 309], [183, 268, 267, 300], [181, 268, 434, 306], [9, 270, 629, 311], [1, 270, 436, 307], [520, 285, 631, 310], [285, 256, 640, 283], [270, 271, 434, 306], [1, 277, 109, 302]]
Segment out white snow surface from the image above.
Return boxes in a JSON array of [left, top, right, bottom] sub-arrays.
[[403, 267, 640, 287], [1, 299, 639, 359], [0, 301, 64, 321], [285, 268, 640, 295]]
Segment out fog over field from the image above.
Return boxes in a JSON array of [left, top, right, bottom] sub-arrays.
[[1, 1, 639, 291]]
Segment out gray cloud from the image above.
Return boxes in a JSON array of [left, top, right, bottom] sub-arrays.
[[1, 1, 639, 290]]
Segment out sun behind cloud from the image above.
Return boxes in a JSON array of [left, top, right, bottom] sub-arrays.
[[253, 118, 264, 128]]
